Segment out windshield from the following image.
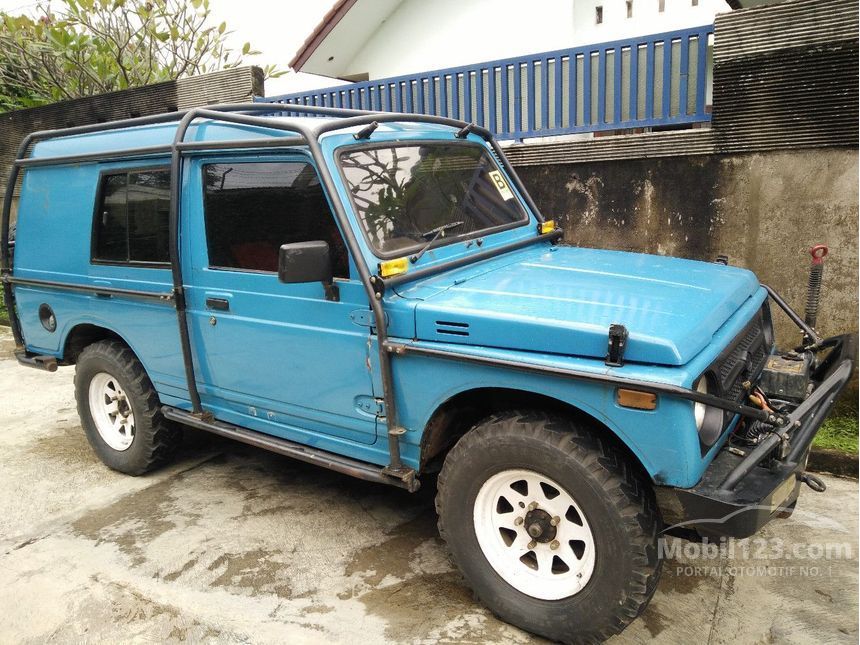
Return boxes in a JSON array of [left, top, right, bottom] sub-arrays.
[[339, 142, 529, 257]]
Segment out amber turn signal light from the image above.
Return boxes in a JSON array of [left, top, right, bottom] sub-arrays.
[[540, 220, 556, 234], [616, 388, 657, 410], [379, 257, 409, 278]]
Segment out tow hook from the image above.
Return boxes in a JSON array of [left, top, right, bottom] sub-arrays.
[[800, 472, 827, 492]]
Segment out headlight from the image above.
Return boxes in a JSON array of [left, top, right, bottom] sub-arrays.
[[694, 374, 723, 447], [694, 377, 709, 430], [762, 304, 775, 349]]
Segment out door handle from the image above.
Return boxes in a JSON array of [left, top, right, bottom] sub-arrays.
[[206, 297, 230, 311], [93, 280, 112, 298]]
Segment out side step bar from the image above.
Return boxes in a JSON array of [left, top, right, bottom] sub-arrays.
[[161, 406, 420, 492], [15, 350, 58, 372]]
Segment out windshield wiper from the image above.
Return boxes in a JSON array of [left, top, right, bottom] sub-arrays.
[[410, 221, 465, 263]]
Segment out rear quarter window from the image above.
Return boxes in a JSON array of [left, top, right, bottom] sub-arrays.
[[92, 168, 170, 265]]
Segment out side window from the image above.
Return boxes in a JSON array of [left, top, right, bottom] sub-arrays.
[[95, 174, 129, 261], [93, 168, 170, 264], [202, 161, 349, 279]]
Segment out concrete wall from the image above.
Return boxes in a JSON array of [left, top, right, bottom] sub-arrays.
[[515, 147, 859, 348]]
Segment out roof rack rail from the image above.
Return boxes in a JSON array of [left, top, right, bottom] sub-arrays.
[[7, 102, 500, 169], [17, 102, 377, 151]]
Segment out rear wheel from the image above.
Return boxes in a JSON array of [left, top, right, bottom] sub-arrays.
[[436, 410, 661, 643], [75, 340, 180, 475]]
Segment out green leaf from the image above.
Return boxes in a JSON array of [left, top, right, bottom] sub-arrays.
[[0, 0, 252, 108]]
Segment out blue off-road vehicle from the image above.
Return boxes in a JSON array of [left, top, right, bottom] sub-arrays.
[[2, 104, 854, 642]]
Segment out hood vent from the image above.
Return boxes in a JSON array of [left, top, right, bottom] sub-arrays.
[[436, 320, 470, 337]]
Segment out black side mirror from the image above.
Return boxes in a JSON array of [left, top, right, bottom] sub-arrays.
[[278, 241, 339, 301]]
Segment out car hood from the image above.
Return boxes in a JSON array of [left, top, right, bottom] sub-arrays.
[[412, 245, 760, 366]]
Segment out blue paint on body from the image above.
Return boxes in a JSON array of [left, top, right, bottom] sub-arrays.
[[13, 115, 768, 489]]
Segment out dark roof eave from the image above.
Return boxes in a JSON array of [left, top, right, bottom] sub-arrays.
[[289, 0, 359, 71]]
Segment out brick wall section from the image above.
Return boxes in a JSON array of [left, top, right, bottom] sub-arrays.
[[712, 0, 858, 153]]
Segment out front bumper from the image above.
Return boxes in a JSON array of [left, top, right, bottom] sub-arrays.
[[656, 333, 856, 539]]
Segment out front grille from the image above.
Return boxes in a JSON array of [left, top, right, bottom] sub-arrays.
[[712, 306, 772, 403]]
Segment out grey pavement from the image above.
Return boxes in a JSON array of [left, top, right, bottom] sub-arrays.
[[0, 329, 857, 644]]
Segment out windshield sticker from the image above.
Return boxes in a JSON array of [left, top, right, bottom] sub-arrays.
[[488, 170, 515, 201]]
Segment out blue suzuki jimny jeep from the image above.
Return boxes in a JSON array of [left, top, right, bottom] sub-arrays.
[[2, 103, 854, 643]]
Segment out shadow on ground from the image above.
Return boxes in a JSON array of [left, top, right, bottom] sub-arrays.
[[0, 334, 857, 644]]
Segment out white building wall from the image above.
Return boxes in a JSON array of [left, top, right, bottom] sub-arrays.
[[343, 0, 728, 80]]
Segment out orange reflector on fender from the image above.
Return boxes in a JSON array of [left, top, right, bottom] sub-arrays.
[[616, 389, 657, 410], [540, 220, 556, 234], [379, 257, 409, 278]]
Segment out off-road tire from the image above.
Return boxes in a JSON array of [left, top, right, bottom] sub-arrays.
[[436, 410, 661, 644], [75, 339, 180, 475]]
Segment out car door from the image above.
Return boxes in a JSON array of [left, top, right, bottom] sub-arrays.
[[183, 154, 379, 446]]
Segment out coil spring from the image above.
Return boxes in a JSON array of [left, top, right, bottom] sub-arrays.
[[804, 263, 823, 329], [736, 420, 768, 446]]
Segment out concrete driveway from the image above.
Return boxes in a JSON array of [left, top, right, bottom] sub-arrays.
[[0, 330, 857, 644]]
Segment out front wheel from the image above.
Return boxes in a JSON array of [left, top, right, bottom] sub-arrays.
[[436, 410, 661, 643]]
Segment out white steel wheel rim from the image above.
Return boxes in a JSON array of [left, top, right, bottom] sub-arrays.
[[473, 468, 596, 600], [88, 372, 135, 452]]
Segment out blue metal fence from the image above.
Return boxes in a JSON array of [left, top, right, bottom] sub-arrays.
[[261, 25, 713, 140]]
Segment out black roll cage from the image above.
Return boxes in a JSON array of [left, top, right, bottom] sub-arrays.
[[1, 102, 851, 492]]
